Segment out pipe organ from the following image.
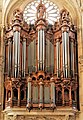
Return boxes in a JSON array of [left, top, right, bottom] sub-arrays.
[[4, 1, 78, 111], [38, 29, 45, 71]]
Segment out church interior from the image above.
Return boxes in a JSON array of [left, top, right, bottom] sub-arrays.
[[0, 0, 83, 120]]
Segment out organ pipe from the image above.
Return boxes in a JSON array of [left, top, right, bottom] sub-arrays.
[[12, 37, 15, 77], [62, 32, 65, 78], [28, 82, 31, 103], [27, 77, 32, 109], [31, 41, 34, 70], [14, 32, 17, 78], [40, 30, 42, 70], [56, 40, 60, 77], [28, 40, 36, 73], [38, 29, 45, 71], [43, 30, 45, 70], [28, 44, 30, 73], [46, 39, 50, 72], [74, 41, 77, 74], [32, 40, 36, 72], [50, 78, 55, 108], [64, 32, 68, 78], [39, 78, 43, 108], [8, 39, 11, 77], [17, 32, 20, 77], [38, 30, 40, 70], [62, 31, 70, 78], [34, 40, 36, 72], [22, 38, 26, 77], [13, 31, 20, 78], [70, 40, 74, 77], [50, 42, 54, 73]]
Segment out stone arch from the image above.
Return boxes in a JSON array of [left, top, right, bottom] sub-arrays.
[[2, 0, 80, 26]]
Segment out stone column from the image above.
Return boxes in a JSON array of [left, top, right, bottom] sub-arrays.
[[79, 6, 83, 113], [79, 57, 83, 111], [0, 25, 4, 111], [0, 25, 4, 120]]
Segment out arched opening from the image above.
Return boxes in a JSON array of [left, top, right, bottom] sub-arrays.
[[72, 91, 75, 101], [32, 77, 36, 81], [47, 77, 50, 80], [39, 75, 44, 79], [57, 91, 62, 106], [7, 90, 11, 101], [64, 89, 69, 106], [13, 88, 18, 100], [20, 90, 24, 100], [12, 88, 18, 106]]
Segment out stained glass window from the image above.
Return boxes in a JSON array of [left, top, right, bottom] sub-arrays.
[[23, 0, 60, 25]]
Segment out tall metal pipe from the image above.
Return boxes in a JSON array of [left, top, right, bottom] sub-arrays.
[[12, 37, 15, 77], [62, 31, 69, 78], [22, 38, 26, 77], [27, 77, 32, 110], [39, 78, 43, 109], [62, 32, 65, 77], [14, 32, 17, 78], [38, 29, 45, 71], [13, 31, 20, 78], [50, 77, 55, 109], [56, 39, 60, 77], [17, 32, 20, 77], [71, 40, 74, 77], [38, 30, 40, 70], [43, 30, 45, 70], [64, 32, 68, 78]]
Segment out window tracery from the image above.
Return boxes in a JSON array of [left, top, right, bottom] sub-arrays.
[[23, 0, 60, 25]]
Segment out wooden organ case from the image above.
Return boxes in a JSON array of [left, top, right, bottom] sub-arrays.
[[4, 1, 78, 111]]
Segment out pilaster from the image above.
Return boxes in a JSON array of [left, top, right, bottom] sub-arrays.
[[79, 56, 83, 111]]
